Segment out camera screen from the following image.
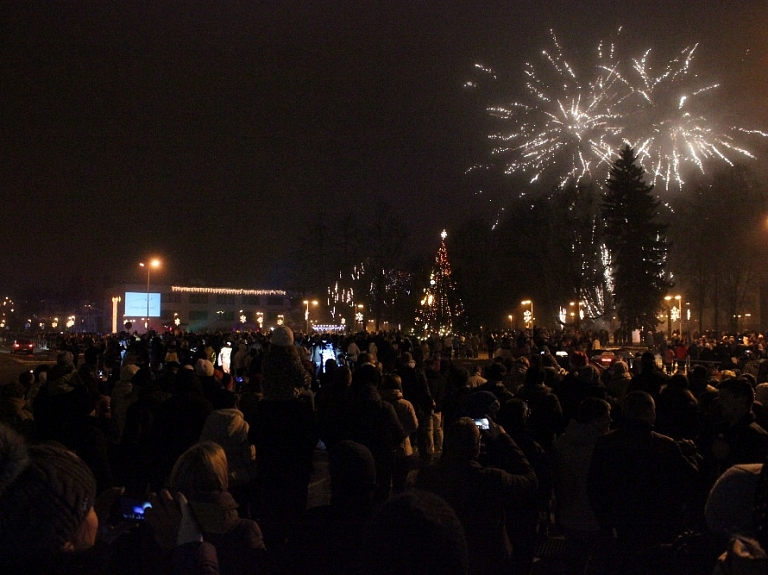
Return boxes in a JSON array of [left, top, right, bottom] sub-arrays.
[[474, 418, 490, 430], [120, 497, 152, 521]]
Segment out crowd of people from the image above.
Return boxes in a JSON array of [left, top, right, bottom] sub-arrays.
[[1, 325, 768, 573]]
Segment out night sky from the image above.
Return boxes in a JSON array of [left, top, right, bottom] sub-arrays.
[[2, 1, 768, 293]]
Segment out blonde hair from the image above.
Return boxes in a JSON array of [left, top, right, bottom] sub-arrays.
[[169, 441, 229, 495]]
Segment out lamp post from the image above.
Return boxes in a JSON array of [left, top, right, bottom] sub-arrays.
[[569, 301, 582, 330], [303, 299, 318, 334], [139, 259, 160, 331], [521, 300, 534, 328]]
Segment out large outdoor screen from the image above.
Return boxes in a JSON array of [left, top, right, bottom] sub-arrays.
[[125, 291, 161, 317]]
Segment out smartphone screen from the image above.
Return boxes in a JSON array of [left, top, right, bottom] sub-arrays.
[[119, 497, 152, 521], [474, 418, 490, 430]]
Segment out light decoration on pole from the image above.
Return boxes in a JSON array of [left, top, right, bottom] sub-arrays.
[[304, 300, 319, 333], [521, 300, 534, 328], [111, 296, 122, 334], [415, 230, 465, 335]]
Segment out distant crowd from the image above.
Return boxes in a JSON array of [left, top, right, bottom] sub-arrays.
[[1, 326, 768, 573]]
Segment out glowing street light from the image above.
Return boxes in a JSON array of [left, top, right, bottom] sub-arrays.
[[521, 300, 534, 328], [569, 301, 582, 329], [139, 259, 161, 331], [303, 299, 319, 334]]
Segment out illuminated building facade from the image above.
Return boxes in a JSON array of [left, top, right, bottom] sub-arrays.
[[104, 284, 294, 333]]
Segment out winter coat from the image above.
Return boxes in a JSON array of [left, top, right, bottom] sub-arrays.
[[551, 419, 606, 533], [417, 456, 537, 575], [380, 388, 419, 456], [587, 419, 699, 544]]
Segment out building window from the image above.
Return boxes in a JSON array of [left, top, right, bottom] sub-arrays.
[[216, 294, 235, 305], [189, 310, 209, 321], [162, 292, 182, 304], [242, 295, 260, 305], [266, 296, 283, 306], [189, 294, 209, 304], [219, 311, 235, 322]]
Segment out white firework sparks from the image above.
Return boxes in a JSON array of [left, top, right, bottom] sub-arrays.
[[479, 30, 765, 190], [623, 44, 761, 189]]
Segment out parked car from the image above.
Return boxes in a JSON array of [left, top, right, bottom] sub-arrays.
[[10, 339, 35, 355], [590, 350, 617, 368]]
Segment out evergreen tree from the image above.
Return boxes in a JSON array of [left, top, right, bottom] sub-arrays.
[[415, 230, 465, 335], [602, 145, 671, 338]]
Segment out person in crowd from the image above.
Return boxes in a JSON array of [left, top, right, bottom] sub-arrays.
[[627, 351, 668, 399], [320, 364, 405, 503], [588, 391, 700, 570], [144, 366, 213, 492], [286, 441, 380, 574], [397, 351, 434, 462], [424, 355, 447, 457], [467, 365, 487, 389], [0, 381, 35, 439], [604, 360, 632, 401], [110, 364, 140, 445], [246, 325, 318, 553], [515, 366, 564, 450], [380, 373, 419, 493], [549, 397, 612, 573], [359, 490, 469, 575], [199, 404, 257, 515], [0, 424, 218, 575], [416, 417, 537, 575], [654, 373, 700, 440], [164, 441, 265, 575], [699, 377, 768, 486]]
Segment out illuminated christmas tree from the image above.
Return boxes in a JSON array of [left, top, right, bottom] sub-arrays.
[[416, 230, 465, 335]]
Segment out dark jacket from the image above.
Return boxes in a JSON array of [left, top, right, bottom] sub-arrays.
[[587, 419, 699, 544], [416, 456, 537, 575], [397, 365, 433, 421]]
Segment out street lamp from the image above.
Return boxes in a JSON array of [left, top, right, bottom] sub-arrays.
[[521, 300, 534, 328], [569, 301, 582, 329], [303, 299, 318, 334], [139, 259, 160, 331]]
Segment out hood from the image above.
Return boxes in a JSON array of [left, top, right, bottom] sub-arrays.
[[200, 408, 249, 441], [380, 388, 404, 401]]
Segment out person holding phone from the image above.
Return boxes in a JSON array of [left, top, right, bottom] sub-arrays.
[[416, 417, 537, 575], [0, 424, 219, 575]]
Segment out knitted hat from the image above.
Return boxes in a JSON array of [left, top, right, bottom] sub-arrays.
[[195, 358, 215, 377], [271, 325, 294, 347], [0, 425, 96, 563]]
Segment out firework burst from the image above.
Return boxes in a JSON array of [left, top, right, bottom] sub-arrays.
[[476, 30, 765, 190]]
